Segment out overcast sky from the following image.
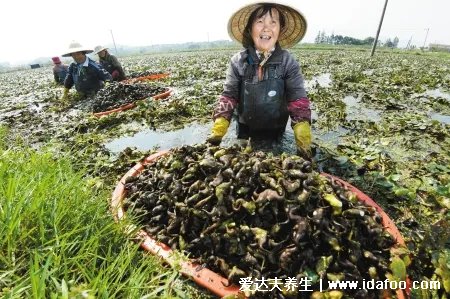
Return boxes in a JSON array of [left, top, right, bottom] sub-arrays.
[[1, 0, 449, 65]]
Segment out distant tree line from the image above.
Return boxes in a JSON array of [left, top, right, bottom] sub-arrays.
[[429, 43, 450, 52], [314, 31, 399, 48], [129, 40, 237, 56]]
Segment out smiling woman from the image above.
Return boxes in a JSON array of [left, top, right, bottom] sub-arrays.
[[207, 1, 313, 160]]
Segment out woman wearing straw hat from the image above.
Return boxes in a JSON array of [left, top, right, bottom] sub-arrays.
[[61, 41, 112, 100], [51, 56, 68, 85], [207, 1, 312, 158], [93, 45, 126, 81]]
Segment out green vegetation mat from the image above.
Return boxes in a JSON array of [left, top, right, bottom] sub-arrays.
[[0, 46, 449, 298]]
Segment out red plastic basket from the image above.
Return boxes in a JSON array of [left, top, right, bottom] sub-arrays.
[[111, 152, 410, 299], [121, 73, 170, 84]]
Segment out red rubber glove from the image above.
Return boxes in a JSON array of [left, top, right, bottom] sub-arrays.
[[111, 70, 119, 79]]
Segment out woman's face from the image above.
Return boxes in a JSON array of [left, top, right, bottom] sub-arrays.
[[98, 50, 106, 58], [251, 8, 281, 52], [71, 52, 86, 64]]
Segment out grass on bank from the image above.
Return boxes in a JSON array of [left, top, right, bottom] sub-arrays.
[[0, 128, 198, 299]]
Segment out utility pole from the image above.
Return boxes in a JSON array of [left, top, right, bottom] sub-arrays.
[[110, 29, 118, 54], [422, 28, 429, 49], [406, 35, 413, 49], [370, 0, 389, 57]]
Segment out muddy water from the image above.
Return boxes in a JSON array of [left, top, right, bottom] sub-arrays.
[[105, 121, 300, 155], [105, 119, 347, 158], [305, 73, 332, 90], [342, 95, 382, 122], [423, 88, 450, 101], [105, 122, 212, 152], [319, 126, 350, 145], [430, 112, 450, 124]]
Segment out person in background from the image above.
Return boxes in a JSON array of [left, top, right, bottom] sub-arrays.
[[93, 45, 126, 81], [61, 41, 112, 100], [207, 1, 312, 158], [51, 56, 68, 85]]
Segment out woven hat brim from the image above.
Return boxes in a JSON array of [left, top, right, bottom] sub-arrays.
[[93, 47, 108, 55], [228, 2, 307, 48], [62, 48, 94, 57]]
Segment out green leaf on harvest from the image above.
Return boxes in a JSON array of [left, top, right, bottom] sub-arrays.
[[389, 256, 406, 282]]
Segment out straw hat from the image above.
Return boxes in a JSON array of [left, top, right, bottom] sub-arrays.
[[62, 41, 93, 57], [93, 45, 108, 55], [228, 1, 307, 48]]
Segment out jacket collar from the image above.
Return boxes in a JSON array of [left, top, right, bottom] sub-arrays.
[[76, 56, 90, 67], [82, 57, 90, 67], [247, 44, 282, 65]]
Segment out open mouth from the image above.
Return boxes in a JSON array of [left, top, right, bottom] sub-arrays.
[[260, 35, 271, 40]]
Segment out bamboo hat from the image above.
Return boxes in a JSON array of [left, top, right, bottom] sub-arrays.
[[62, 41, 93, 57], [228, 1, 307, 48], [93, 45, 108, 55]]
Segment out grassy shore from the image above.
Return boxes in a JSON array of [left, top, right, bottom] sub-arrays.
[[0, 128, 202, 299]]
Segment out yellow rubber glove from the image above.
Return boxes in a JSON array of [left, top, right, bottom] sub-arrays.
[[206, 117, 230, 145], [293, 121, 312, 158], [61, 88, 69, 100]]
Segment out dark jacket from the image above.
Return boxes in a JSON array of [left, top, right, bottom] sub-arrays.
[[223, 45, 307, 101], [99, 52, 126, 81], [213, 45, 311, 129], [64, 57, 112, 95]]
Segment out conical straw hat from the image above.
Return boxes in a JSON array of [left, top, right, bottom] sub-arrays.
[[93, 45, 108, 55], [62, 41, 93, 57], [228, 1, 307, 48]]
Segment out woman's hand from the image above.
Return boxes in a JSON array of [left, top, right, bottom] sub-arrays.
[[293, 121, 312, 159], [206, 117, 230, 145]]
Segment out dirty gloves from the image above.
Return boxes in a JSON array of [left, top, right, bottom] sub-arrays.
[[293, 121, 312, 158], [61, 88, 69, 100], [207, 117, 230, 145]]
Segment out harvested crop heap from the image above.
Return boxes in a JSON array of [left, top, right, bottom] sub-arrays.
[[124, 144, 404, 298], [92, 82, 167, 113]]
